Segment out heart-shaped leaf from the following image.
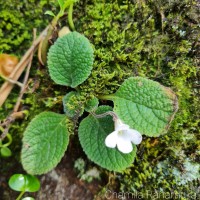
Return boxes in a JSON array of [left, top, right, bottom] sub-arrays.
[[78, 106, 137, 172], [8, 174, 40, 192], [47, 31, 94, 88], [108, 77, 178, 137], [21, 112, 69, 175]]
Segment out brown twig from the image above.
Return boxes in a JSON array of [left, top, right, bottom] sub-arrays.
[[0, 125, 11, 141], [0, 111, 25, 140], [0, 27, 48, 141], [13, 28, 37, 112], [0, 75, 24, 88], [0, 26, 49, 107]]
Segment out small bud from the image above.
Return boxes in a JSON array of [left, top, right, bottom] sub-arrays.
[[58, 26, 71, 38]]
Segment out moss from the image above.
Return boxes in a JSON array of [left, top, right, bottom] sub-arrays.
[[74, 0, 199, 198], [0, 0, 199, 199], [0, 0, 56, 54]]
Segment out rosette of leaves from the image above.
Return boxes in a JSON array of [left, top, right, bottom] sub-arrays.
[[21, 31, 178, 174]]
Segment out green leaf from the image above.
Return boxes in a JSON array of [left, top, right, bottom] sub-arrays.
[[63, 0, 78, 10], [63, 91, 84, 118], [47, 31, 94, 88], [9, 174, 40, 192], [22, 197, 35, 200], [84, 97, 99, 112], [0, 146, 12, 157], [24, 175, 40, 192], [44, 10, 55, 17], [57, 0, 65, 9], [9, 174, 26, 192], [78, 106, 137, 172], [109, 77, 178, 137], [21, 112, 69, 175]]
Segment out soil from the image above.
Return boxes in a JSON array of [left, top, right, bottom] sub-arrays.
[[0, 137, 107, 200], [34, 155, 101, 200]]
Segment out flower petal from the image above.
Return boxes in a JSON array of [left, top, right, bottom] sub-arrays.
[[105, 131, 118, 148], [126, 129, 142, 145], [116, 137, 133, 154], [115, 119, 129, 131]]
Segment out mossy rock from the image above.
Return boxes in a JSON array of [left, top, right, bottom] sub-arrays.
[[0, 0, 199, 198]]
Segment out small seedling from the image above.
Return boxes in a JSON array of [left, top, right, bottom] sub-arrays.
[[45, 0, 78, 31], [8, 174, 40, 200]]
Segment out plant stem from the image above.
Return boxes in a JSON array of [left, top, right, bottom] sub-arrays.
[[91, 111, 118, 120], [16, 191, 25, 200], [97, 94, 115, 101], [68, 3, 75, 31]]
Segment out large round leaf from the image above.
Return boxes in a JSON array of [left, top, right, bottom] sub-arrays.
[[109, 77, 178, 137], [78, 106, 137, 172], [47, 31, 94, 88], [21, 112, 69, 175]]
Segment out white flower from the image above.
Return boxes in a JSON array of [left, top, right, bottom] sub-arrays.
[[105, 119, 142, 154]]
